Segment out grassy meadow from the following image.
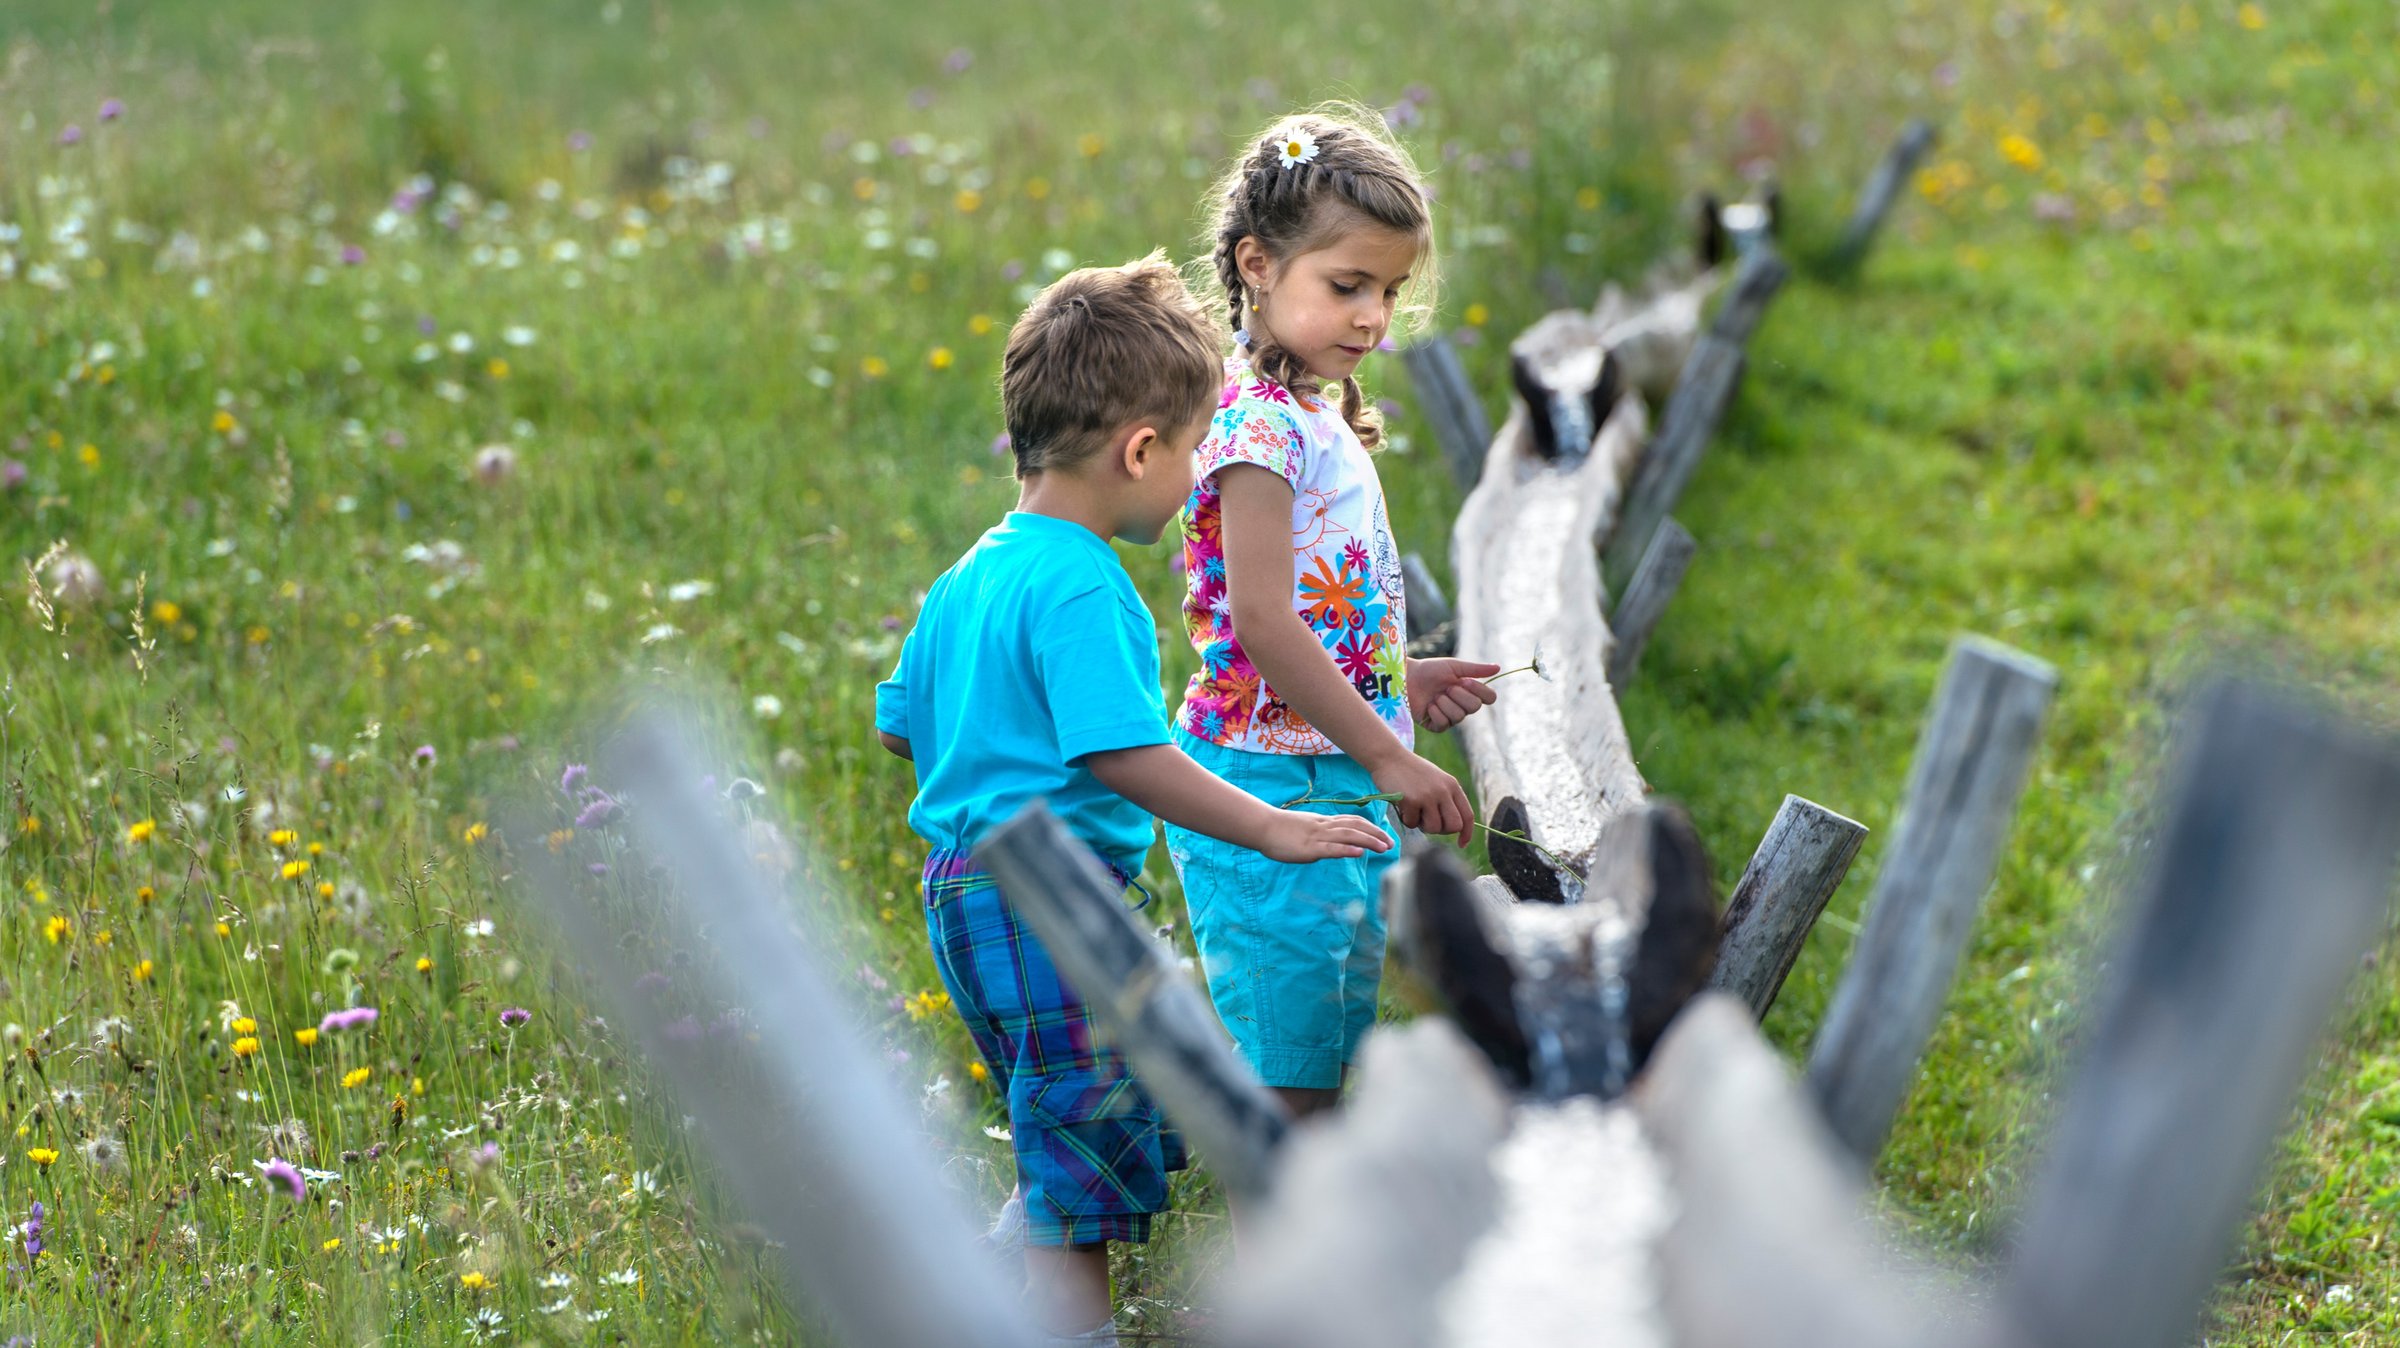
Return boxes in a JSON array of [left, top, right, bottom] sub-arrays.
[[3, 0, 2396, 1341]]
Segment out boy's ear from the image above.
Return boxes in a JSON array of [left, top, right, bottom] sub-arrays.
[[1118, 424, 1161, 479]]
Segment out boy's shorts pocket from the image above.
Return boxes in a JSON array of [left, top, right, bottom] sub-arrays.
[[1016, 1066, 1183, 1223]]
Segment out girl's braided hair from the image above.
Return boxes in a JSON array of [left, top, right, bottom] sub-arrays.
[[1204, 103, 1436, 450]]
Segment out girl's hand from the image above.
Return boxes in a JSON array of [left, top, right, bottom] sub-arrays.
[[1260, 809, 1394, 864], [1407, 658, 1501, 733], [1370, 752, 1476, 846]]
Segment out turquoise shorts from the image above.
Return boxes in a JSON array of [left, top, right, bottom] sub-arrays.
[[1162, 728, 1397, 1090]]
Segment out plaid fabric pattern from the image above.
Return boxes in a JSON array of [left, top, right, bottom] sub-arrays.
[[924, 849, 1187, 1247]]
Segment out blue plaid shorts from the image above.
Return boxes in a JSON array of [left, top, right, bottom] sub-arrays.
[[923, 849, 1186, 1247]]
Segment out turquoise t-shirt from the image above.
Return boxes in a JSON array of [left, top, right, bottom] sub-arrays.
[[874, 512, 1170, 871]]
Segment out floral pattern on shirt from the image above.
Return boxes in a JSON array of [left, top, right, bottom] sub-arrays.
[[1177, 362, 1410, 756]]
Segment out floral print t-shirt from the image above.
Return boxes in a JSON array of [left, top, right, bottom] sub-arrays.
[[1177, 360, 1411, 756]]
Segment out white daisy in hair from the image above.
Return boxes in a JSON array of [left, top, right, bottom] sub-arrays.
[[1275, 128, 1319, 169]]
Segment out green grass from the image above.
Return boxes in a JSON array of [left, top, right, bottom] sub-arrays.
[[1, 0, 2395, 1341]]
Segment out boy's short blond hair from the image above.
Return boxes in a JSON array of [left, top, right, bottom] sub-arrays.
[[1001, 251, 1224, 480]]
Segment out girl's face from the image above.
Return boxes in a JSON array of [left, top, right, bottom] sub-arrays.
[[1240, 219, 1421, 385]]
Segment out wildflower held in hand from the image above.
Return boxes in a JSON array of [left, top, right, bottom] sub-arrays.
[[258, 1157, 305, 1200]]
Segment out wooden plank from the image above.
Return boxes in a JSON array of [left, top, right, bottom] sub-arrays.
[[1832, 120, 1938, 273], [1803, 636, 2056, 1161], [1452, 311, 1653, 899], [1400, 333, 1493, 491], [1602, 249, 1789, 590], [1605, 517, 1697, 688], [976, 800, 1290, 1199], [1636, 994, 1973, 1348], [513, 711, 1043, 1348], [1711, 795, 1868, 1021], [1220, 1019, 1514, 1348], [1998, 678, 2400, 1348]]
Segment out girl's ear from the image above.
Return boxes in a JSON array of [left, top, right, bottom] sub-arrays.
[[1232, 236, 1276, 293]]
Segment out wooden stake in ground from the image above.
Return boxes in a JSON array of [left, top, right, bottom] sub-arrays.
[[1804, 635, 2056, 1161], [1831, 120, 1938, 274], [1606, 517, 1697, 688], [1400, 334, 1494, 491], [1711, 795, 1868, 1021], [1998, 677, 2400, 1348]]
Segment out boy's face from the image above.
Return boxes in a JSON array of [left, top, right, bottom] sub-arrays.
[[1122, 406, 1211, 546]]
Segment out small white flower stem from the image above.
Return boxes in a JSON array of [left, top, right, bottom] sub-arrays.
[[1484, 662, 1543, 683]]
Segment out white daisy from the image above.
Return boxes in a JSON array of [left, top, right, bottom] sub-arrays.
[[1275, 129, 1320, 169]]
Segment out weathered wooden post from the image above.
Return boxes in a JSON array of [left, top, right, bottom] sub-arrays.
[[1997, 678, 2400, 1348], [977, 801, 1291, 1199], [1831, 120, 1938, 274], [1603, 247, 1789, 590], [1401, 550, 1457, 657], [516, 711, 1045, 1348], [1400, 334, 1494, 491], [1605, 517, 1697, 688], [1804, 636, 2056, 1161], [1710, 795, 1868, 1020]]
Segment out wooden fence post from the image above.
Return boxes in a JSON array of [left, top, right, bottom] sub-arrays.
[[1831, 120, 1938, 274], [1603, 249, 1789, 590], [976, 800, 1291, 1199], [1606, 517, 1697, 688], [1997, 678, 2400, 1348], [1400, 334, 1494, 491], [1710, 795, 1868, 1020], [1803, 636, 2056, 1161], [513, 711, 1045, 1348], [1403, 550, 1458, 656]]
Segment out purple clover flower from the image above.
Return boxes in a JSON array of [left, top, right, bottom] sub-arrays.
[[341, 244, 365, 266], [260, 1157, 305, 1201], [99, 99, 125, 122], [319, 1006, 379, 1035], [990, 431, 1013, 458], [58, 125, 83, 147], [573, 793, 620, 829], [2, 460, 26, 491], [560, 763, 589, 794], [944, 47, 974, 75], [499, 1007, 531, 1028], [471, 1141, 501, 1169], [411, 744, 437, 767]]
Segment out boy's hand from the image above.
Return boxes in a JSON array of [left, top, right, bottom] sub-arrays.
[[1370, 752, 1476, 847], [1407, 658, 1501, 733], [1260, 809, 1394, 864]]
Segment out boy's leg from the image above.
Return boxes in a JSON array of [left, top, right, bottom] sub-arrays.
[[1024, 1243, 1115, 1341]]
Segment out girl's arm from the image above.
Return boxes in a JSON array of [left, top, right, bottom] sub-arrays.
[[1216, 464, 1476, 842]]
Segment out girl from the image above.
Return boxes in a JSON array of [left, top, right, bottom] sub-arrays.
[[1165, 106, 1499, 1119]]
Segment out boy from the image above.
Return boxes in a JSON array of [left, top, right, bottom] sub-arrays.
[[873, 254, 1390, 1347]]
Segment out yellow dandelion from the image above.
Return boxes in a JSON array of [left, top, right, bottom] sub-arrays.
[[1575, 185, 1602, 211], [308, 840, 324, 857], [955, 188, 983, 213], [2237, 2, 2265, 29], [1025, 177, 1051, 201], [126, 818, 157, 844], [232, 1017, 256, 1035], [343, 1067, 372, 1089], [904, 989, 952, 1021], [851, 176, 878, 201], [462, 821, 490, 845], [151, 599, 181, 626], [1999, 133, 2045, 172], [928, 347, 955, 371], [317, 881, 335, 899], [94, 929, 111, 947], [231, 1036, 260, 1058], [294, 1027, 319, 1047], [135, 885, 155, 904], [416, 956, 434, 975], [486, 358, 509, 380], [97, 364, 114, 384], [215, 921, 232, 938], [281, 859, 310, 880], [1078, 133, 1104, 158], [269, 828, 298, 849], [211, 409, 237, 434], [246, 625, 270, 645], [968, 1061, 990, 1085], [460, 1271, 490, 1290], [322, 1237, 342, 1253], [412, 1076, 426, 1096], [545, 828, 574, 854], [27, 1147, 58, 1168], [43, 915, 70, 945], [1463, 303, 1490, 328], [968, 313, 994, 336], [861, 356, 889, 379], [78, 443, 100, 468], [19, 815, 40, 836], [133, 958, 154, 982]]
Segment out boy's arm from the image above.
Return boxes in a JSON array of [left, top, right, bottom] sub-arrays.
[[876, 730, 913, 760], [1084, 744, 1389, 863]]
